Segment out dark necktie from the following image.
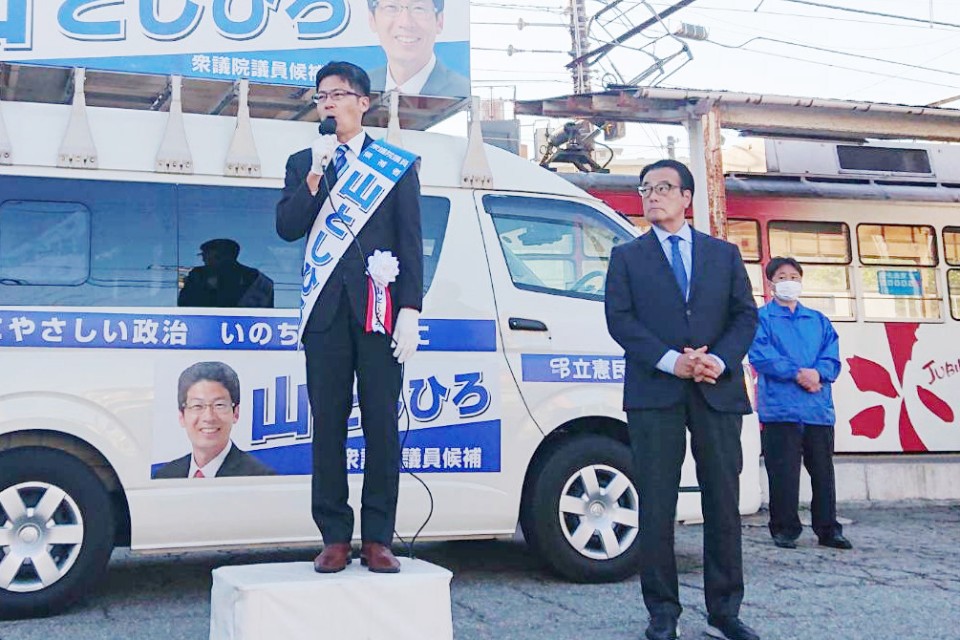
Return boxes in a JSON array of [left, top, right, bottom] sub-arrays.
[[668, 235, 688, 299]]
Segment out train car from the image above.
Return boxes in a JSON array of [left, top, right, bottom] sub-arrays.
[[563, 139, 960, 454]]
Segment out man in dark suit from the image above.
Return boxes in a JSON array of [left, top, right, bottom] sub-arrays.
[[366, 0, 470, 97], [276, 61, 423, 574], [152, 361, 276, 479], [605, 159, 760, 640], [178, 238, 274, 308]]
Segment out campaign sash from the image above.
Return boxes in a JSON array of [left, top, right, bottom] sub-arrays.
[[299, 139, 418, 341]]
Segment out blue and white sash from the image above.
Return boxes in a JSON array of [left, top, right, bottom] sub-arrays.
[[299, 138, 419, 341]]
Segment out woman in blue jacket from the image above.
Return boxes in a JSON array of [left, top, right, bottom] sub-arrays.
[[748, 257, 852, 550]]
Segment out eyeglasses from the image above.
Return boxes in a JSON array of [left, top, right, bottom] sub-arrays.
[[374, 1, 437, 19], [638, 182, 681, 198], [312, 89, 362, 104], [182, 401, 235, 415]]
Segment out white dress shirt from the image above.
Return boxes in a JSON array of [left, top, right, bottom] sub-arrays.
[[384, 55, 437, 95], [189, 441, 232, 479]]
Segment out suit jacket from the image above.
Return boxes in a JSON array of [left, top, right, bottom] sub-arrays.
[[368, 60, 471, 97], [605, 227, 758, 413], [275, 133, 424, 333], [152, 442, 276, 479]]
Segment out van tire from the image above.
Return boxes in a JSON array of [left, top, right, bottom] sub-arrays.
[[523, 435, 641, 583], [0, 448, 115, 619]]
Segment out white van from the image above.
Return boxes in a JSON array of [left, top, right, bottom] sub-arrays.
[[0, 88, 761, 618]]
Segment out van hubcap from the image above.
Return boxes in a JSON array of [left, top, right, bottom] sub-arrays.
[[0, 482, 85, 592], [558, 464, 639, 560]]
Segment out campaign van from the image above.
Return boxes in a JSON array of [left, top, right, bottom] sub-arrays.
[[0, 69, 761, 619]]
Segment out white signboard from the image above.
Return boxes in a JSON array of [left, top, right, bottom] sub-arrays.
[[0, 0, 471, 97]]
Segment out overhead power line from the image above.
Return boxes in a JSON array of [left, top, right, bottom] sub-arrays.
[[780, 0, 960, 29], [708, 35, 960, 79]]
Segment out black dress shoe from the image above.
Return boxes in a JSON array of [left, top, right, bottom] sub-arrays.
[[772, 534, 797, 549], [818, 534, 853, 550], [706, 616, 760, 640], [644, 616, 679, 640]]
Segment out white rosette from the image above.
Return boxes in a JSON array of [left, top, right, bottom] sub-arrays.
[[365, 250, 400, 334]]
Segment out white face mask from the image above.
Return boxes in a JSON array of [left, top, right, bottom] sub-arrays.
[[773, 280, 802, 302]]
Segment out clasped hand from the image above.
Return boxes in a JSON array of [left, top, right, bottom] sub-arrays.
[[796, 367, 822, 393], [674, 346, 722, 384]]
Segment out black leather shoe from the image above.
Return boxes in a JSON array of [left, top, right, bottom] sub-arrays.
[[644, 616, 679, 640], [706, 616, 760, 640], [772, 534, 797, 549], [818, 534, 853, 550]]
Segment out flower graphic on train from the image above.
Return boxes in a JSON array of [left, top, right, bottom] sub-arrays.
[[846, 323, 954, 452]]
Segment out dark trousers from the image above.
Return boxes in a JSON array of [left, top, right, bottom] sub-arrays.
[[628, 386, 745, 621], [303, 290, 401, 546], [762, 423, 841, 541]]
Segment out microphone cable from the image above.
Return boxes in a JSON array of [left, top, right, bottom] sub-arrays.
[[314, 120, 435, 559]]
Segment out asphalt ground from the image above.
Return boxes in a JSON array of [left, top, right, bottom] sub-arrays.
[[1, 501, 958, 640]]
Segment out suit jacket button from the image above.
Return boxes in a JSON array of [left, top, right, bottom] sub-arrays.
[[685, 310, 691, 316]]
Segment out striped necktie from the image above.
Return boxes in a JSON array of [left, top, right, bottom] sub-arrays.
[[333, 144, 348, 180]]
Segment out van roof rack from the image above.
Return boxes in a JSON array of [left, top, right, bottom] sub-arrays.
[[0, 63, 469, 131]]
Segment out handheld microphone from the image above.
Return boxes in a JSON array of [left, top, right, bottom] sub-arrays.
[[319, 115, 337, 136]]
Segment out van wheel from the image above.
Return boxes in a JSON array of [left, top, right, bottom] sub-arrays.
[[523, 434, 641, 583], [0, 448, 115, 619]]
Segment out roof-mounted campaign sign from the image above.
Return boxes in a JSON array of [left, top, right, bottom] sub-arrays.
[[0, 0, 470, 98]]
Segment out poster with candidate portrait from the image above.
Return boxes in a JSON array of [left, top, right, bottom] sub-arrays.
[[151, 350, 502, 480], [0, 0, 471, 98]]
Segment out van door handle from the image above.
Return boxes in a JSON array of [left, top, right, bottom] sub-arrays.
[[508, 317, 548, 332]]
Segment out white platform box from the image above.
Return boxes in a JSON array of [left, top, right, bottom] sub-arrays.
[[209, 558, 454, 640]]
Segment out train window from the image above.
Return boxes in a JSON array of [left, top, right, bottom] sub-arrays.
[[728, 219, 763, 304], [857, 224, 940, 321], [949, 270, 960, 321], [728, 219, 760, 262], [857, 224, 937, 266], [768, 221, 854, 320], [942, 227, 960, 266], [768, 221, 851, 264]]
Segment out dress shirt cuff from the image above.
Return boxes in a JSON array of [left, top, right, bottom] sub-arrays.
[[707, 354, 727, 375], [656, 350, 682, 376]]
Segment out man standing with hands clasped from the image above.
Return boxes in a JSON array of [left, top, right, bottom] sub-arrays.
[[748, 257, 851, 552], [605, 159, 760, 640], [276, 61, 423, 575]]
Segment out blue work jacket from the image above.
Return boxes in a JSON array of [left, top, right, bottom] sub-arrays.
[[748, 301, 841, 426]]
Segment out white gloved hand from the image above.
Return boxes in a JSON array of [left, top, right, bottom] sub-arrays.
[[392, 308, 421, 364], [310, 135, 339, 175]]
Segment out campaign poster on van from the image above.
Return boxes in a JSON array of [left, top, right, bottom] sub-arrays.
[[151, 352, 501, 479], [0, 0, 470, 98]]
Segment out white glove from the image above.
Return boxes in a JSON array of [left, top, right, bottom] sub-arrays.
[[392, 308, 421, 364], [310, 135, 339, 175]]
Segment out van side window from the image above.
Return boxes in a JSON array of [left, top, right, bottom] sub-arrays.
[[856, 223, 940, 321], [421, 196, 450, 296], [0, 178, 178, 306], [482, 195, 633, 300], [178, 186, 292, 309], [768, 220, 855, 320], [0, 201, 90, 286]]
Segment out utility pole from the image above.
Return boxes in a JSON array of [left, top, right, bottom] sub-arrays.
[[569, 0, 591, 94]]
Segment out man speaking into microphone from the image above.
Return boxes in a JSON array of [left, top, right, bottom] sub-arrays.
[[276, 61, 423, 574]]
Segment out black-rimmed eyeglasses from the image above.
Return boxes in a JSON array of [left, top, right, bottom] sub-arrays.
[[312, 90, 362, 104], [637, 182, 681, 198]]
